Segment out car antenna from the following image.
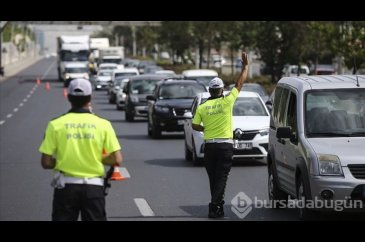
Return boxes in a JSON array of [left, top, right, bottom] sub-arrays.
[[354, 56, 360, 87]]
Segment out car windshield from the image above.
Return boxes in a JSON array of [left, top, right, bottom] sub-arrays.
[[306, 89, 365, 137], [61, 50, 89, 61], [233, 97, 268, 116], [115, 72, 137, 78], [159, 83, 206, 99], [103, 59, 122, 64], [131, 79, 160, 94], [189, 76, 215, 87], [98, 71, 112, 76], [243, 85, 268, 97]]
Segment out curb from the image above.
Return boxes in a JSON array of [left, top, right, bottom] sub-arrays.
[[0, 55, 44, 83]]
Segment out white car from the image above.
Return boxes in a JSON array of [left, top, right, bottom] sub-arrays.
[[184, 91, 270, 165], [182, 69, 218, 90], [115, 79, 130, 110], [94, 69, 113, 90]]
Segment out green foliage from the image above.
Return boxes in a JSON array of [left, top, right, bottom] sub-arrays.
[[158, 63, 195, 74], [90, 21, 365, 75], [334, 21, 365, 73]]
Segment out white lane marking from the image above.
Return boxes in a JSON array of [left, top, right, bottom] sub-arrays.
[[120, 167, 131, 178], [41, 59, 56, 79], [0, 61, 53, 121], [134, 198, 155, 217]]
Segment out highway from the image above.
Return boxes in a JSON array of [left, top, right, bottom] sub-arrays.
[[0, 57, 362, 221]]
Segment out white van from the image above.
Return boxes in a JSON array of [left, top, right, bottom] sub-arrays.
[[267, 75, 365, 219], [182, 69, 218, 89], [63, 62, 89, 82]]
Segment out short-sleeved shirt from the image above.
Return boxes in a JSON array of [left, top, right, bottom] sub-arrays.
[[39, 109, 121, 178], [192, 87, 239, 140]]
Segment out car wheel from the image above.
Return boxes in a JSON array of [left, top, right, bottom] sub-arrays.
[[296, 174, 315, 220], [151, 124, 161, 139], [147, 118, 152, 137], [185, 139, 193, 161], [268, 163, 287, 209], [125, 109, 134, 122]]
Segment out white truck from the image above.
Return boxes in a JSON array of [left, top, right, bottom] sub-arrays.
[[98, 46, 125, 70], [89, 38, 110, 73], [57, 35, 90, 81]]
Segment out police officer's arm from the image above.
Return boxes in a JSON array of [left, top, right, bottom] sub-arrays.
[[235, 52, 249, 92], [102, 150, 123, 166], [192, 123, 204, 132], [41, 154, 56, 169]]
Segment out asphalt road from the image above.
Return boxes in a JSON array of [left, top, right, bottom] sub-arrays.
[[1, 57, 363, 221]]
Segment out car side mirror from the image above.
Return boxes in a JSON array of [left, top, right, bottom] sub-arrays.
[[146, 95, 156, 101], [184, 111, 193, 119], [276, 126, 291, 139]]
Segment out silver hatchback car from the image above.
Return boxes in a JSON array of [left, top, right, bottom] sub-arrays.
[[267, 75, 365, 219]]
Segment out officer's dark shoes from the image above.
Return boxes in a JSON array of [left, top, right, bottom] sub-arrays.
[[208, 203, 224, 219]]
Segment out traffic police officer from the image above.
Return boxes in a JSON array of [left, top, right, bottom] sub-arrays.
[[192, 52, 249, 218], [39, 78, 123, 221]]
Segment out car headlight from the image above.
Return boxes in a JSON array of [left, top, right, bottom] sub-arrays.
[[117, 92, 126, 99], [155, 105, 169, 113], [259, 128, 269, 136], [130, 96, 139, 103], [65, 74, 70, 79], [318, 154, 343, 176], [84, 74, 89, 79]]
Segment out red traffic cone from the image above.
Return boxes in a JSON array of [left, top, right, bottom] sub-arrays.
[[63, 88, 68, 98], [36, 78, 41, 85], [45, 82, 50, 90], [111, 166, 126, 181]]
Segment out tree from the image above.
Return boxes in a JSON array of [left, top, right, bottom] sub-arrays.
[[335, 21, 365, 73], [136, 26, 159, 57], [304, 22, 337, 71], [191, 21, 217, 68], [158, 21, 193, 65], [256, 21, 286, 82]]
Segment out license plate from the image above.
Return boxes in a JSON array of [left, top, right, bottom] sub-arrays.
[[177, 120, 185, 125], [235, 142, 252, 150]]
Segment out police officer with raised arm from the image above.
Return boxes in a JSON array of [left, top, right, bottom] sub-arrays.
[[192, 52, 249, 218]]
